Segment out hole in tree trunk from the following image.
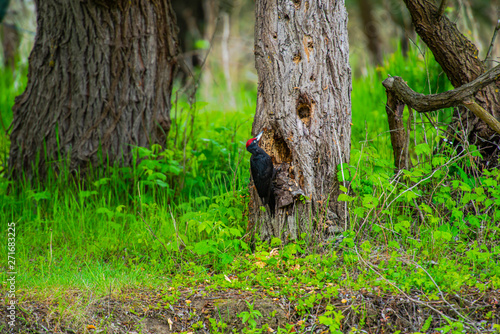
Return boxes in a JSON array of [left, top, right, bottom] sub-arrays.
[[271, 134, 292, 163], [296, 93, 314, 127]]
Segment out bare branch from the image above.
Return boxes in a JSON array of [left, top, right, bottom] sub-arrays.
[[382, 64, 500, 113], [437, 0, 447, 20], [462, 100, 500, 135], [485, 19, 500, 63], [383, 65, 500, 135]]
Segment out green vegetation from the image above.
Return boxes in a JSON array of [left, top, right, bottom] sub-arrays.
[[1, 43, 499, 333]]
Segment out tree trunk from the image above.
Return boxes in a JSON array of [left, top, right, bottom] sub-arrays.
[[358, 0, 383, 65], [403, 0, 500, 166], [1, 22, 20, 69], [251, 0, 351, 243], [8, 0, 179, 181], [385, 89, 409, 171]]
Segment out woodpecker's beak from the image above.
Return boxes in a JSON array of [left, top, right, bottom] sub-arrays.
[[255, 131, 264, 142]]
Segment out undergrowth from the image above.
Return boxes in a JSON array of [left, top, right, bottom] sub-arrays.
[[0, 42, 499, 333]]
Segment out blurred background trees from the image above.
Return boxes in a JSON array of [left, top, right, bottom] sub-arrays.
[[1, 0, 499, 179], [2, 0, 498, 100], [6, 0, 180, 181]]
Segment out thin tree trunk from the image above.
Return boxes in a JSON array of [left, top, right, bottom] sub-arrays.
[[1, 22, 19, 69], [385, 89, 409, 171], [358, 0, 383, 65], [8, 0, 179, 181], [251, 0, 351, 243], [403, 0, 500, 166]]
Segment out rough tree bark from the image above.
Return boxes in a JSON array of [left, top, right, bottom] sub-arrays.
[[385, 89, 409, 171], [250, 0, 351, 243], [8, 0, 179, 180], [403, 0, 500, 166]]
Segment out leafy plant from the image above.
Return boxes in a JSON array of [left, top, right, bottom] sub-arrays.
[[238, 301, 263, 329]]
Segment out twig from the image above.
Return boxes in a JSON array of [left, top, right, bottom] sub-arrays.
[[332, 119, 348, 229], [437, 0, 448, 20], [387, 151, 467, 208], [353, 244, 482, 332], [170, 207, 193, 253], [403, 258, 478, 329], [485, 19, 500, 62], [412, 198, 425, 223]]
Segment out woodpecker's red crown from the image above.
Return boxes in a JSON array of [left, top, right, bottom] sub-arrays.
[[246, 138, 257, 148], [246, 131, 264, 148]]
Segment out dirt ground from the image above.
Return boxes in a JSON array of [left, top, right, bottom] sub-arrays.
[[1, 286, 499, 333]]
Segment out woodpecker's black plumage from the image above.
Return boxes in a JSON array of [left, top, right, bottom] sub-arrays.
[[246, 131, 275, 216]]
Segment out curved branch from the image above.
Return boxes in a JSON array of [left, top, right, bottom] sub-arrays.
[[382, 65, 500, 134], [382, 64, 500, 113], [382, 64, 500, 135]]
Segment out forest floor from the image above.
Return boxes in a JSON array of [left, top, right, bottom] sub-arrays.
[[3, 256, 500, 334]]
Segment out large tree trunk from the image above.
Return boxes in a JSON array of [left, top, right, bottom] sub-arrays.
[[403, 0, 500, 166], [8, 0, 179, 181], [251, 0, 351, 243]]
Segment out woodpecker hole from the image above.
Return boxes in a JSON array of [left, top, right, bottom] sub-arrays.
[[310, 75, 315, 81], [297, 93, 314, 127], [293, 54, 302, 64], [284, 14, 290, 20], [293, 0, 301, 9], [272, 134, 292, 163]]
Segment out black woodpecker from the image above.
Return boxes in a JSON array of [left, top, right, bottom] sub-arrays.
[[246, 131, 275, 216]]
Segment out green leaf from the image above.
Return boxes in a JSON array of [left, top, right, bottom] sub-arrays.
[[194, 39, 210, 50], [271, 237, 282, 247], [338, 194, 354, 202], [93, 177, 110, 187], [156, 180, 169, 188], [29, 190, 51, 201], [414, 143, 431, 156], [78, 190, 98, 198]]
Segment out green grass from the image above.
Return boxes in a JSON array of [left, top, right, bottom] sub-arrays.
[[1, 42, 499, 333]]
